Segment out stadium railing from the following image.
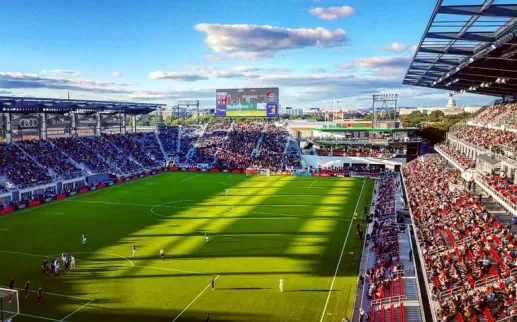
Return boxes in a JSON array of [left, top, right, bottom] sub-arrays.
[[400, 171, 437, 322]]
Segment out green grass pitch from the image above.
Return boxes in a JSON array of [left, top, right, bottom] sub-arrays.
[[0, 172, 373, 322]]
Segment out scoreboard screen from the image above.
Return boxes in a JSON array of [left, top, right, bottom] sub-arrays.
[[216, 88, 279, 117]]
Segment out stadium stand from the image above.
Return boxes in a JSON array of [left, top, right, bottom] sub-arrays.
[[178, 125, 203, 163], [252, 124, 290, 170], [0, 143, 52, 187], [403, 155, 517, 322], [434, 144, 476, 170], [188, 121, 231, 165], [157, 124, 179, 155], [17, 140, 83, 179], [215, 122, 263, 170]]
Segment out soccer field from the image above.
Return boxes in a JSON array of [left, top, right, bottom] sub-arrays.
[[0, 172, 373, 322]]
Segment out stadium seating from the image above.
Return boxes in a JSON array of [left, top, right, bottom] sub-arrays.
[[178, 125, 202, 162], [435, 144, 475, 169], [52, 137, 112, 173], [18, 140, 82, 179], [157, 125, 179, 155], [403, 155, 517, 321], [215, 122, 263, 170], [188, 121, 231, 165], [0, 120, 306, 187], [470, 102, 517, 129], [453, 125, 517, 151], [252, 124, 290, 170], [0, 143, 52, 187]]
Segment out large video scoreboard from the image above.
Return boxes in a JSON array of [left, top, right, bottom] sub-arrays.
[[216, 88, 279, 117]]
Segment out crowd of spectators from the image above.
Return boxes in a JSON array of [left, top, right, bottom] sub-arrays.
[[188, 122, 231, 165], [453, 126, 517, 151], [18, 140, 82, 178], [252, 124, 290, 170], [53, 137, 111, 173], [157, 125, 179, 155], [0, 143, 52, 187], [404, 155, 517, 322], [178, 125, 202, 162], [471, 103, 517, 129], [139, 132, 166, 163], [435, 144, 476, 169], [215, 122, 262, 170], [365, 173, 405, 308], [480, 174, 517, 206], [107, 133, 162, 169]]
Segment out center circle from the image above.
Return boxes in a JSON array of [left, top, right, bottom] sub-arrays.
[[150, 200, 235, 218]]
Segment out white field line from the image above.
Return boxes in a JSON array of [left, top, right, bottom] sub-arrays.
[[181, 174, 203, 182], [59, 299, 94, 322], [250, 211, 350, 221], [171, 275, 220, 322], [3, 286, 93, 301], [3, 312, 62, 322], [308, 179, 318, 188], [0, 250, 207, 275], [319, 179, 367, 322]]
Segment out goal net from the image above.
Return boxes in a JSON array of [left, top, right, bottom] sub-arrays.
[[245, 168, 271, 177], [0, 288, 19, 322]]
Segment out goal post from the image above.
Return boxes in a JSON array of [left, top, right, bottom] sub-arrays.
[[0, 288, 19, 322], [245, 168, 271, 177]]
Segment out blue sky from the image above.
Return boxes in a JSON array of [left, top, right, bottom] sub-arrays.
[[0, 0, 493, 109]]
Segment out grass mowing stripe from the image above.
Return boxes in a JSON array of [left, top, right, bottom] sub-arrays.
[[319, 179, 367, 322], [171, 275, 220, 322]]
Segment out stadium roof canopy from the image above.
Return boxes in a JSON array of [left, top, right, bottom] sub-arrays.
[[403, 0, 517, 97], [0, 96, 165, 114]]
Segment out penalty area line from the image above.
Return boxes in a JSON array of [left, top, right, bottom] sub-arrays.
[[59, 299, 94, 322], [171, 275, 220, 322]]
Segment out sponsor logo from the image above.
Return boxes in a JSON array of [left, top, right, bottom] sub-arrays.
[[19, 118, 39, 128]]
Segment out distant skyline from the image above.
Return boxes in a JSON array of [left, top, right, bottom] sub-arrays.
[[0, 0, 494, 109]]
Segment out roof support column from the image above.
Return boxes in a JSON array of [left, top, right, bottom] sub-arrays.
[[70, 112, 77, 136], [131, 116, 137, 133], [96, 112, 101, 136], [40, 112, 47, 140], [4, 113, 12, 143], [120, 113, 127, 135]]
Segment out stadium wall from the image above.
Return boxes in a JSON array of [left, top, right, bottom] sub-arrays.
[[301, 155, 405, 169]]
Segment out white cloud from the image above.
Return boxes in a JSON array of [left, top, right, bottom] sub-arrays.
[[355, 56, 411, 69], [411, 44, 418, 53], [194, 23, 347, 59], [41, 69, 82, 77], [0, 72, 133, 94], [149, 66, 291, 82], [231, 66, 292, 73], [374, 42, 408, 53], [309, 6, 355, 21], [112, 71, 122, 77], [129, 88, 214, 101], [148, 71, 209, 82], [336, 63, 355, 70]]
